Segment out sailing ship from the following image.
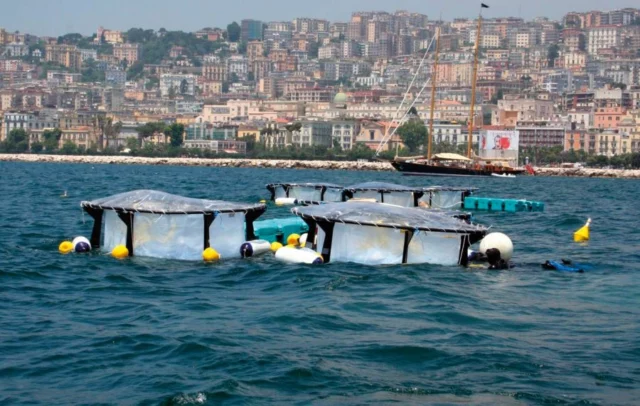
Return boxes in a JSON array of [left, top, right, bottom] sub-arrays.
[[389, 4, 526, 177]]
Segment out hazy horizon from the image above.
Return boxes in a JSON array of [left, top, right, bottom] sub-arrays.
[[1, 0, 637, 37]]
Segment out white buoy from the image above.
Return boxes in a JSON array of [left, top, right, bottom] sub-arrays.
[[240, 240, 272, 258], [274, 247, 323, 265], [275, 197, 297, 206], [479, 233, 513, 261], [299, 233, 308, 247], [72, 236, 92, 253]]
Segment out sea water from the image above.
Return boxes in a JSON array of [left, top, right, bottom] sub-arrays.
[[0, 162, 639, 405]]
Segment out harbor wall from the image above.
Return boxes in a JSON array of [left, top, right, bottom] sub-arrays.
[[1, 154, 640, 178]]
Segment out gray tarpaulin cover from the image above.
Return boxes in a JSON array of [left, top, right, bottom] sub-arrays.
[[81, 190, 265, 214], [292, 202, 486, 234]]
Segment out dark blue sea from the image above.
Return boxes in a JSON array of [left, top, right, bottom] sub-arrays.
[[1, 162, 639, 405]]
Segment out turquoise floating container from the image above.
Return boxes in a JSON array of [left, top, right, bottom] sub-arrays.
[[504, 200, 521, 212], [531, 201, 545, 212], [464, 197, 545, 213], [278, 217, 309, 241], [489, 199, 505, 212], [464, 197, 478, 210], [477, 198, 490, 211], [253, 220, 280, 243], [253, 217, 309, 243]]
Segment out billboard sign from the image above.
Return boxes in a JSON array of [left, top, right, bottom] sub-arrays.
[[480, 130, 519, 151]]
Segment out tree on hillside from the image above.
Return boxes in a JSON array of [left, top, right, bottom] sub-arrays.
[[1, 129, 29, 153], [43, 128, 63, 152], [490, 89, 504, 104], [396, 119, 428, 153], [125, 28, 155, 43], [127, 60, 144, 80], [81, 59, 105, 83], [227, 22, 241, 42], [308, 41, 320, 58], [60, 141, 78, 155], [99, 117, 122, 148], [164, 123, 185, 147], [136, 122, 167, 145], [547, 44, 560, 68], [237, 41, 247, 55], [57, 33, 84, 45], [179, 79, 189, 95]]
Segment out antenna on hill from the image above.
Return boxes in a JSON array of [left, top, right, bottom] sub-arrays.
[[518, 1, 522, 18]]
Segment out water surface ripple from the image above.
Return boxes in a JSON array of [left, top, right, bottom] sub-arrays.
[[0, 162, 639, 405]]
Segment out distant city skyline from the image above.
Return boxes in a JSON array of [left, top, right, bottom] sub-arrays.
[[1, 0, 637, 37]]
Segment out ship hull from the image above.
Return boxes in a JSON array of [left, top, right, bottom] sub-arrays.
[[391, 161, 526, 177]]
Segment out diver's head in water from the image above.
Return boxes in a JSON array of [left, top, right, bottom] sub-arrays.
[[485, 248, 501, 265]]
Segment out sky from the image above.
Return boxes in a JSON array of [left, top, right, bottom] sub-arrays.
[[1, 0, 636, 37]]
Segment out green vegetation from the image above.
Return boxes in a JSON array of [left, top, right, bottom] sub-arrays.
[[396, 119, 428, 153], [226, 22, 241, 42], [0, 129, 29, 153], [520, 146, 640, 169], [81, 59, 105, 83], [60, 141, 78, 154], [98, 117, 123, 145], [490, 89, 504, 104], [39, 61, 67, 79], [124, 28, 224, 66], [127, 61, 144, 80], [547, 44, 559, 68], [135, 121, 168, 145], [164, 123, 185, 147], [43, 128, 63, 152], [145, 77, 160, 90]]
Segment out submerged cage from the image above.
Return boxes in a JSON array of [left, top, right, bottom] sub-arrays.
[[292, 202, 487, 267], [266, 183, 344, 203], [81, 190, 266, 261], [342, 182, 477, 209]]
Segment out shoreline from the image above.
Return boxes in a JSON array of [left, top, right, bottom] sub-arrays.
[[0, 153, 393, 171], [1, 154, 640, 179]]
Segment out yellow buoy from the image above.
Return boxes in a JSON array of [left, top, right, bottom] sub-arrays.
[[287, 233, 301, 246], [111, 245, 129, 259], [574, 218, 591, 242], [58, 241, 74, 254], [203, 247, 220, 262], [259, 199, 267, 204], [270, 241, 283, 252]]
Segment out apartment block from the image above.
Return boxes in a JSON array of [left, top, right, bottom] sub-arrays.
[[113, 43, 141, 63], [45, 44, 82, 70]]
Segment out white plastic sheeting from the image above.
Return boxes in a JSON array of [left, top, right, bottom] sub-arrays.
[[103, 210, 127, 252], [133, 213, 204, 261], [323, 188, 343, 202], [383, 192, 414, 207], [330, 223, 404, 265], [315, 225, 327, 255], [288, 186, 322, 201], [273, 185, 287, 199], [430, 191, 463, 209], [209, 212, 246, 259], [407, 231, 462, 266], [351, 190, 382, 202]]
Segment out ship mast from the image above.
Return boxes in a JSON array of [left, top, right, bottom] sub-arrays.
[[427, 26, 441, 160], [467, 9, 484, 158]]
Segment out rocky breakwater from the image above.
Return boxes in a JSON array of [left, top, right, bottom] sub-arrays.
[[536, 167, 640, 179], [0, 154, 395, 172]]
